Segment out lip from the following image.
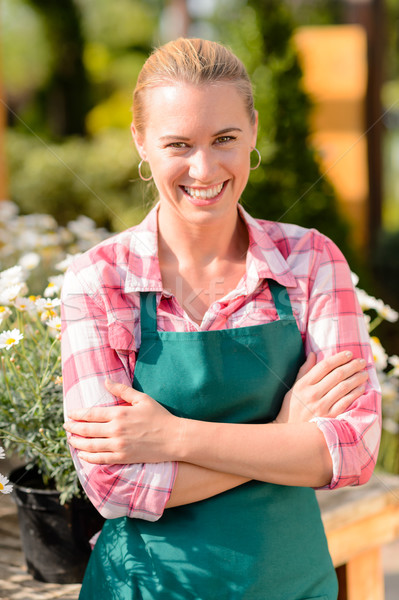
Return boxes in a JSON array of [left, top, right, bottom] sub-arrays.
[[180, 181, 228, 206]]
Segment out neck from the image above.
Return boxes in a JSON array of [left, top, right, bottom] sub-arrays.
[[157, 203, 248, 268]]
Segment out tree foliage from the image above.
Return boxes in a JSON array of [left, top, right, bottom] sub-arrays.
[[216, 0, 353, 260]]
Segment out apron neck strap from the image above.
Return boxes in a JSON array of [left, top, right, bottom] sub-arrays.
[[139, 284, 294, 331], [268, 280, 295, 320], [139, 292, 158, 334]]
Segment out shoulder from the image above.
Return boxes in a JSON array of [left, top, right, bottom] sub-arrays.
[[252, 216, 339, 259], [64, 225, 141, 294]]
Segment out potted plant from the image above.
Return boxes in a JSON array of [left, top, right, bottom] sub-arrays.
[[0, 201, 109, 583]]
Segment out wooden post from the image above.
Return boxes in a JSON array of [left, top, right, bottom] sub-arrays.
[[342, 0, 386, 252]]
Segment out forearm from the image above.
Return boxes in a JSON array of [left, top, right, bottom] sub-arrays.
[[166, 463, 249, 508], [173, 420, 333, 488]]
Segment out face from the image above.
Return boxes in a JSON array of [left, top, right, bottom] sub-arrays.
[[132, 82, 258, 226]]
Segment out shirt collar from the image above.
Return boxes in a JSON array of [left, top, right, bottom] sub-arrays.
[[238, 204, 297, 291], [124, 203, 296, 294]]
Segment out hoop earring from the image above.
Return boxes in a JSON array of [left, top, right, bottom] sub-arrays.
[[138, 159, 153, 181], [250, 147, 261, 170]]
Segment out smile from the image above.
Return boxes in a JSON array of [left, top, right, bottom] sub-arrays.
[[183, 182, 225, 200]]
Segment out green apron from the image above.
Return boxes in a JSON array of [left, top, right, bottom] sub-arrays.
[[79, 280, 338, 600]]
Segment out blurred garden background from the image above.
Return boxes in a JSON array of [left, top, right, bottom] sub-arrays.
[[0, 0, 398, 379], [2, 4, 399, 596]]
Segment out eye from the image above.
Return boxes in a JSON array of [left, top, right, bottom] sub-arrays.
[[215, 135, 236, 145], [167, 142, 189, 149]]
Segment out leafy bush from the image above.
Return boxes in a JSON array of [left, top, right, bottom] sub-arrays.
[[7, 129, 153, 231]]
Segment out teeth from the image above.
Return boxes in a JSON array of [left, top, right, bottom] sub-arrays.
[[184, 183, 224, 199]]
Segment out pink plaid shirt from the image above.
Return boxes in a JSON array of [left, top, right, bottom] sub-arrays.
[[61, 204, 381, 521]]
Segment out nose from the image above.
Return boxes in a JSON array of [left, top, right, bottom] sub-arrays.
[[188, 148, 218, 182]]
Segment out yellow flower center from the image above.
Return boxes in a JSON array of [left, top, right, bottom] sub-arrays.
[[6, 338, 15, 345], [0, 482, 3, 491], [0, 307, 5, 313]]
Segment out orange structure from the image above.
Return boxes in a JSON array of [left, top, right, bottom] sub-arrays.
[[294, 25, 369, 250]]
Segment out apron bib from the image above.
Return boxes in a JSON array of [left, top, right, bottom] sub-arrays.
[[80, 281, 338, 600]]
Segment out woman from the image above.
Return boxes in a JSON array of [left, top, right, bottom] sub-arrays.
[[62, 38, 381, 600]]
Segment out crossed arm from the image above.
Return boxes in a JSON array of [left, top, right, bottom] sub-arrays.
[[64, 351, 368, 508]]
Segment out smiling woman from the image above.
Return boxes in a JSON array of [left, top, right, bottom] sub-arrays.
[[132, 83, 257, 229], [61, 38, 381, 600]]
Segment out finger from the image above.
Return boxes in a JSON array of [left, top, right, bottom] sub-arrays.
[[326, 384, 367, 418], [320, 370, 368, 408], [105, 378, 141, 405], [68, 434, 113, 452], [295, 352, 317, 381], [77, 451, 123, 465], [64, 420, 111, 436], [314, 359, 367, 399], [305, 351, 354, 385], [66, 407, 116, 423]]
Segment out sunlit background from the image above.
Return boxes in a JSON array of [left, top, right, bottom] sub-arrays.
[[1, 0, 398, 328], [1, 2, 399, 597]]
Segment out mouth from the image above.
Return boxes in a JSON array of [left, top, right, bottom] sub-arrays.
[[180, 181, 227, 204]]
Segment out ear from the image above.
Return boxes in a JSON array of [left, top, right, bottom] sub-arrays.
[[131, 123, 146, 161], [251, 110, 259, 149]]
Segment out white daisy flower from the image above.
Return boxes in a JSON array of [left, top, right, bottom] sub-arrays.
[[35, 298, 61, 311], [35, 297, 61, 322], [19, 252, 41, 270], [0, 473, 13, 494], [44, 275, 64, 297], [14, 296, 36, 312], [68, 215, 96, 236], [363, 313, 371, 330], [388, 355, 399, 377], [0, 200, 19, 221], [0, 328, 24, 350], [55, 253, 81, 272], [355, 288, 380, 312], [350, 272, 359, 287], [0, 306, 12, 325], [382, 418, 399, 436], [21, 214, 58, 231], [370, 336, 388, 371], [0, 283, 28, 305], [374, 300, 399, 323], [38, 232, 61, 248], [0, 447, 5, 459], [380, 380, 398, 404], [0, 265, 26, 286], [46, 316, 62, 331]]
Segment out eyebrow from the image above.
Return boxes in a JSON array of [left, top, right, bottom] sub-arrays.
[[159, 127, 243, 142]]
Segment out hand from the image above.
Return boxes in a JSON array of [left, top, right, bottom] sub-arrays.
[[275, 351, 368, 424], [63, 379, 181, 464]]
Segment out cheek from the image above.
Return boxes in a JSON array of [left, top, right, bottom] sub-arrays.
[[152, 160, 186, 191]]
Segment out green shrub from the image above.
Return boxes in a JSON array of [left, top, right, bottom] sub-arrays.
[[7, 129, 153, 231]]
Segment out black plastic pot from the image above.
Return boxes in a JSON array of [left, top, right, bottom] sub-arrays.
[[9, 465, 104, 583]]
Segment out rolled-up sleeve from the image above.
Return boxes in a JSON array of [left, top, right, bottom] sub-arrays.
[[61, 266, 177, 520], [305, 233, 381, 489]]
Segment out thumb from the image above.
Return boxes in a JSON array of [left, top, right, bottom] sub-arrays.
[[104, 378, 137, 404], [295, 352, 317, 380]]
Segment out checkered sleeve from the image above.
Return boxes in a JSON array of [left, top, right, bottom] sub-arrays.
[[305, 232, 381, 489], [61, 266, 177, 520]]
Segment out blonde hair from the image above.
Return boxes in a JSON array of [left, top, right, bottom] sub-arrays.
[[132, 38, 256, 135]]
